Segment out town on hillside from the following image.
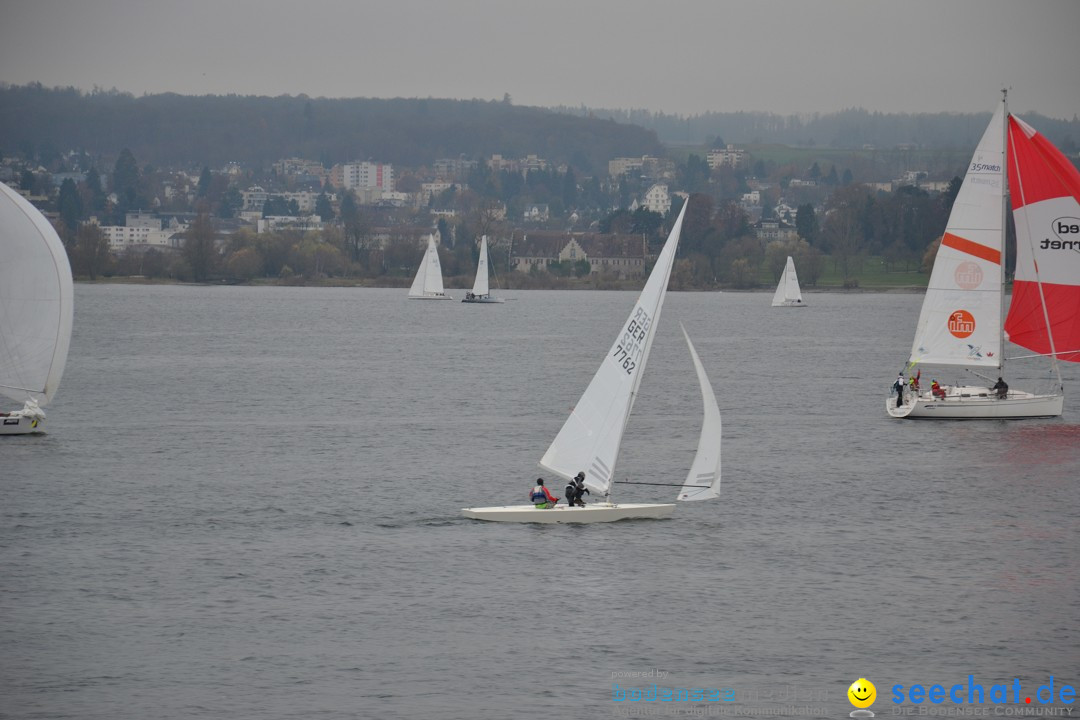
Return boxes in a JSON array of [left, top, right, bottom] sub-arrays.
[[4, 143, 969, 290]]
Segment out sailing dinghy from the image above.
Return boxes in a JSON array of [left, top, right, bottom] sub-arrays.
[[463, 201, 721, 523], [462, 235, 504, 304], [887, 91, 1078, 419], [0, 181, 74, 435], [771, 256, 806, 307], [407, 234, 452, 300]]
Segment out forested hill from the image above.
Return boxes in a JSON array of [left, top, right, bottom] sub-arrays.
[[0, 84, 663, 173], [556, 106, 1080, 151], [5, 84, 1077, 172]]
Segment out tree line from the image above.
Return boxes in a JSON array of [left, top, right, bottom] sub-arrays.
[[0, 84, 663, 175], [30, 135, 966, 287], [561, 105, 1080, 151], [57, 178, 960, 290]]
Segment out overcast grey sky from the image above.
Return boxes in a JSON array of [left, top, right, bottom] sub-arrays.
[[2, 0, 1079, 119]]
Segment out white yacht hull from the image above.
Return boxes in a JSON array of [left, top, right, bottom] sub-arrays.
[[461, 295, 504, 304], [0, 403, 46, 435], [886, 385, 1063, 419], [462, 502, 675, 524], [408, 293, 454, 300], [771, 300, 807, 308]]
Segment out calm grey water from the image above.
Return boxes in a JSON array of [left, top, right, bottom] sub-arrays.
[[2, 285, 1078, 720]]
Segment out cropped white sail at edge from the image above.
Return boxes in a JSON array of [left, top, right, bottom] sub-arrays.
[[677, 324, 721, 502], [539, 201, 688, 497], [0, 181, 74, 406]]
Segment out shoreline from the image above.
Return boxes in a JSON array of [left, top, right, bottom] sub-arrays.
[[74, 277, 930, 293]]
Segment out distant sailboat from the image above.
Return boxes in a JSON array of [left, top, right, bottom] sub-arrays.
[[887, 91, 1078, 419], [462, 235, 504, 304], [0, 181, 74, 435], [771, 256, 806, 307], [408, 234, 452, 300], [463, 201, 724, 523]]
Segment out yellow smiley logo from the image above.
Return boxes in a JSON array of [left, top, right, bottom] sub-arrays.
[[848, 678, 876, 708]]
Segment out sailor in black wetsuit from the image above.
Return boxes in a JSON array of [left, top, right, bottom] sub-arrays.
[[565, 471, 589, 507]]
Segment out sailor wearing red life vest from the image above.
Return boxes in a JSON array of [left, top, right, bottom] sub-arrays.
[[931, 379, 946, 399]]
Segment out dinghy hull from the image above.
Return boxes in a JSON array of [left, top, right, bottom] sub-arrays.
[[462, 502, 675, 524]]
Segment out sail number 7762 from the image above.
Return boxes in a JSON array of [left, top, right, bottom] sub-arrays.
[[611, 308, 651, 375]]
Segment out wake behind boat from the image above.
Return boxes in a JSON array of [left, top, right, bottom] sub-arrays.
[[462, 200, 722, 524], [0, 181, 74, 435], [887, 91, 1078, 419]]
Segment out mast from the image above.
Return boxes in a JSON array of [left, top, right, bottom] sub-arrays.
[[998, 88, 1008, 377]]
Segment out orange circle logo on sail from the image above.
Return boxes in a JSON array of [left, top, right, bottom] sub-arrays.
[[948, 310, 976, 338]]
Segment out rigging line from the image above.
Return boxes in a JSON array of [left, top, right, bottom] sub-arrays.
[[1007, 349, 1080, 361], [1008, 117, 1063, 388], [614, 481, 711, 487], [488, 241, 503, 291]]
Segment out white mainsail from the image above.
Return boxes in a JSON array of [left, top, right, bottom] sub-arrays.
[[771, 256, 804, 306], [0, 181, 74, 406], [408, 234, 448, 298], [471, 235, 490, 297], [907, 103, 1006, 368], [677, 324, 721, 502], [539, 201, 688, 497]]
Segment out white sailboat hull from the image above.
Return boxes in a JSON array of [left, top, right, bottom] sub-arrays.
[[772, 299, 807, 308], [407, 293, 454, 300], [461, 295, 504, 304], [886, 386, 1063, 419], [0, 401, 47, 435], [461, 502, 675, 524]]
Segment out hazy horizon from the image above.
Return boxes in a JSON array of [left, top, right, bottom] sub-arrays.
[[2, 0, 1079, 121]]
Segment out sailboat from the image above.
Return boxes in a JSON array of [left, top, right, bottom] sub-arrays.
[[0, 181, 74, 435], [407, 234, 452, 300], [887, 91, 1078, 419], [462, 201, 721, 523], [771, 255, 806, 307], [462, 235, 504, 304]]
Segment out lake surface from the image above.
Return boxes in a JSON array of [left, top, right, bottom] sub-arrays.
[[2, 285, 1078, 719]]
